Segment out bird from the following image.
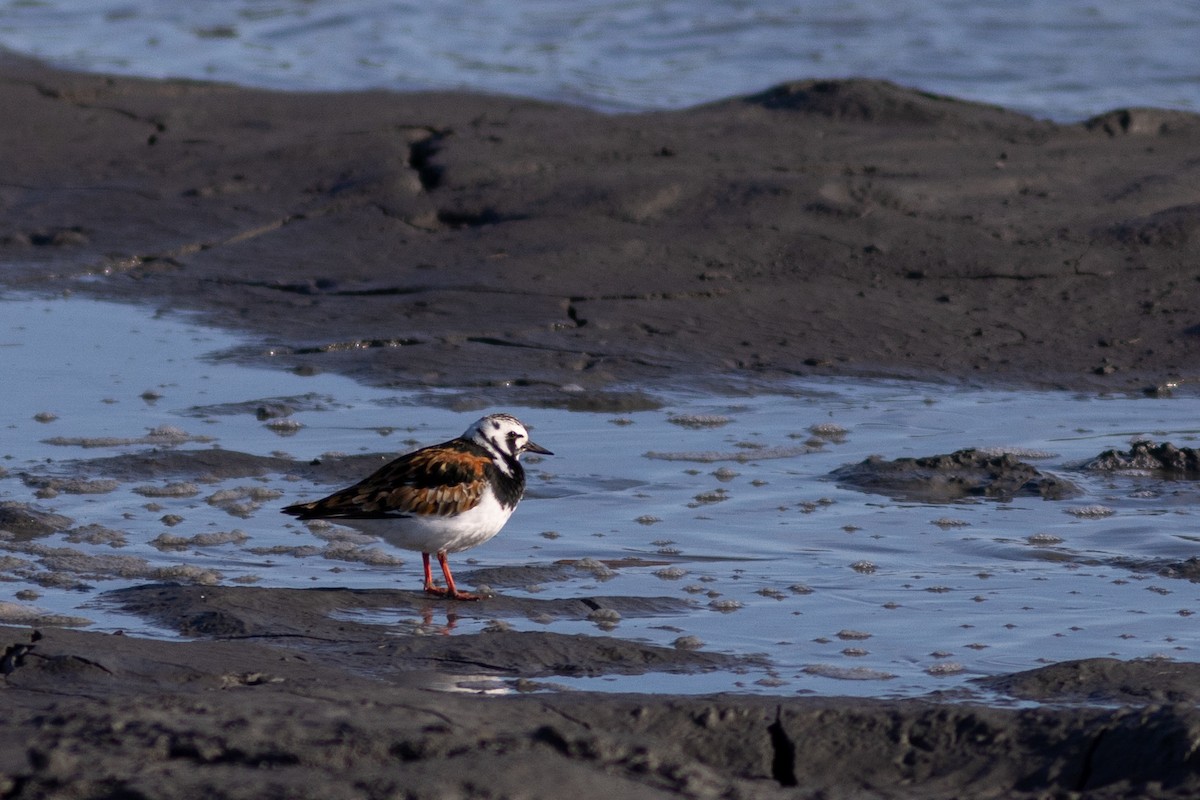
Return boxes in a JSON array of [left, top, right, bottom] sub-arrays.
[[282, 413, 552, 600]]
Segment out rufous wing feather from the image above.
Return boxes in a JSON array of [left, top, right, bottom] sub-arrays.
[[283, 441, 492, 520]]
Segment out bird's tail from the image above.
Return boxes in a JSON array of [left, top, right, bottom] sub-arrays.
[[281, 502, 319, 519]]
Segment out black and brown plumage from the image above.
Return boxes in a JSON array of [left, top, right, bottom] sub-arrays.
[[282, 413, 551, 600]]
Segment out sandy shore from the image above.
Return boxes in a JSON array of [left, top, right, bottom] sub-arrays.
[[4, 51, 1200, 797]]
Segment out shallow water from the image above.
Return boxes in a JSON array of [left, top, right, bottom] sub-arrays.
[[0, 1, 1197, 120], [2, 292, 1198, 698]]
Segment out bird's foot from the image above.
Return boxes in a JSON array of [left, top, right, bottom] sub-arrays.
[[423, 583, 482, 601]]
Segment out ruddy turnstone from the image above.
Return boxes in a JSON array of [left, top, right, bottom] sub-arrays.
[[282, 413, 551, 600]]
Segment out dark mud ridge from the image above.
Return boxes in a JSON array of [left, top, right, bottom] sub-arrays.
[[5, 622, 1200, 799]]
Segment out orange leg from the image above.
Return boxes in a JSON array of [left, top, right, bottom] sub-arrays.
[[421, 552, 440, 593], [421, 552, 481, 601]]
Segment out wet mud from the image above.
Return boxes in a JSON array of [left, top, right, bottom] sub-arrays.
[[105, 583, 757, 679], [976, 657, 1200, 704], [1085, 440, 1200, 474], [5, 52, 1200, 797], [827, 443, 1200, 595], [829, 449, 1081, 502]]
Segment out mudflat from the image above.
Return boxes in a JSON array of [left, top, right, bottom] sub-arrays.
[[3, 52, 1200, 798], [4, 52, 1199, 397]]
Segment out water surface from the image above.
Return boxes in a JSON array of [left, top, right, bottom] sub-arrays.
[[0, 1, 1197, 120], [2, 292, 1197, 697]]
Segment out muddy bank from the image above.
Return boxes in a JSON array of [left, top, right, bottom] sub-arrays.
[[5, 623, 1200, 799], [3, 53, 1200, 399]]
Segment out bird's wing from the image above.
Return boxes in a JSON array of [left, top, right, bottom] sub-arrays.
[[283, 443, 491, 519]]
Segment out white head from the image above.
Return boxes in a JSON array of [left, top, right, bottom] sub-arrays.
[[466, 414, 553, 472]]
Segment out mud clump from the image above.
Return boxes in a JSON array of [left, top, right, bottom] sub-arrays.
[[0, 502, 74, 539], [1085, 440, 1200, 474], [1107, 556, 1200, 583], [831, 449, 1080, 502], [977, 657, 1200, 704]]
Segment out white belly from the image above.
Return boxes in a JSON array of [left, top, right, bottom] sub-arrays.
[[332, 491, 516, 555]]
